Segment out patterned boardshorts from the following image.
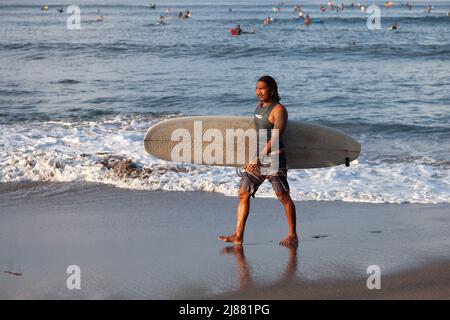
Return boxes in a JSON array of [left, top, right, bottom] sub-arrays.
[[240, 168, 290, 198]]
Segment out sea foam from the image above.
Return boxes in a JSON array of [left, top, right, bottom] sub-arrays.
[[1, 114, 449, 204]]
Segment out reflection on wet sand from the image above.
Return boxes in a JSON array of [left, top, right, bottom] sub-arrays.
[[220, 244, 298, 290]]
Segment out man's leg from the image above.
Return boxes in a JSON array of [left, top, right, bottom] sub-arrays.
[[218, 186, 251, 245], [275, 191, 298, 246]]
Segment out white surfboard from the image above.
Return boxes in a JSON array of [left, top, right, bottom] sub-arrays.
[[144, 116, 361, 169]]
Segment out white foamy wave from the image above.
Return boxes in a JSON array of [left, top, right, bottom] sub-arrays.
[[1, 115, 449, 204]]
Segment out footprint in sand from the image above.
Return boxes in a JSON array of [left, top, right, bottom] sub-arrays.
[[312, 235, 328, 239], [4, 271, 22, 276]]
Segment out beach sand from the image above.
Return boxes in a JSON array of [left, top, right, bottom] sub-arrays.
[[1, 182, 449, 299]]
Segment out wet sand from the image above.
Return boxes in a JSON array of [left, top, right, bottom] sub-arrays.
[[214, 258, 450, 300], [1, 182, 449, 299]]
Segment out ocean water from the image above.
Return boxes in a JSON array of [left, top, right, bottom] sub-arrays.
[[1, 0, 449, 203]]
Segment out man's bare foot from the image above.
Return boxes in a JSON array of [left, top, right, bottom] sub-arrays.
[[218, 234, 243, 245], [279, 235, 298, 247]]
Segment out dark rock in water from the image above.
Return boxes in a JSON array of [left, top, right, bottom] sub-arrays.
[[112, 159, 138, 176]]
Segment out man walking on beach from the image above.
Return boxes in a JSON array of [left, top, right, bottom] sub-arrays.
[[218, 75, 298, 247]]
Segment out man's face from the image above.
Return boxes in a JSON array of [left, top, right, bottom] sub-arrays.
[[255, 81, 271, 102]]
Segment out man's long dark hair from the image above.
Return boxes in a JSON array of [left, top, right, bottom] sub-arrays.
[[258, 75, 280, 103]]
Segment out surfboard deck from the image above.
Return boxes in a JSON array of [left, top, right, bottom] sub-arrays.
[[144, 116, 361, 169]]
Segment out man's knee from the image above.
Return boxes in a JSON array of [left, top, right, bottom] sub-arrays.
[[275, 191, 291, 203], [238, 188, 251, 201]]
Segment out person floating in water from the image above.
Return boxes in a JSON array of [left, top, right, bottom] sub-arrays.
[[179, 9, 191, 19], [389, 22, 399, 30], [230, 24, 256, 35], [96, 9, 103, 22], [234, 24, 242, 35], [157, 15, 165, 25], [218, 75, 298, 247], [327, 0, 334, 11], [304, 14, 312, 26], [263, 16, 273, 25]]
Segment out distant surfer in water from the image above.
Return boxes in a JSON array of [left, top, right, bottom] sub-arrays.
[[157, 15, 165, 25], [263, 16, 272, 25], [230, 25, 256, 35], [389, 22, 399, 30], [218, 75, 298, 247], [304, 14, 312, 26]]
